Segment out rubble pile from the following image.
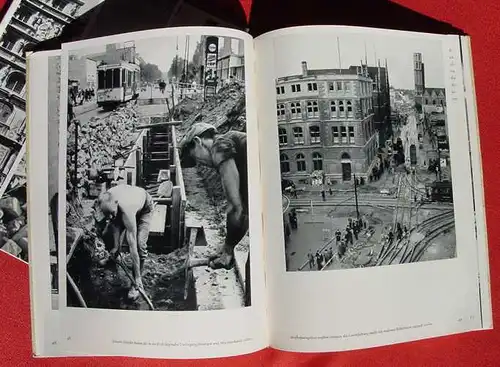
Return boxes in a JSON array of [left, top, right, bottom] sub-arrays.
[[67, 105, 140, 198], [0, 183, 28, 262], [177, 83, 247, 205]]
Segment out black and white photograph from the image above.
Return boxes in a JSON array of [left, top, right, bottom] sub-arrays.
[[276, 33, 456, 271], [63, 33, 251, 312], [0, 0, 100, 261]]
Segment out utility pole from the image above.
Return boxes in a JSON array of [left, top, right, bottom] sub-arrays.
[[353, 174, 360, 221]]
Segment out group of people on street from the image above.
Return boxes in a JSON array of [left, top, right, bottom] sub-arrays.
[[69, 86, 95, 106], [307, 216, 368, 271]]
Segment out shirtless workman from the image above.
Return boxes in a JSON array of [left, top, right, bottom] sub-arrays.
[[93, 184, 154, 300]]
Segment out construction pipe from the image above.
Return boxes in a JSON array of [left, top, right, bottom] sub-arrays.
[[67, 273, 87, 308]]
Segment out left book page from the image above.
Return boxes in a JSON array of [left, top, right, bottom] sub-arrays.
[[28, 26, 268, 359]]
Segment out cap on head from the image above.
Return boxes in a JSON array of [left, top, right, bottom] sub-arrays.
[[178, 123, 217, 168]]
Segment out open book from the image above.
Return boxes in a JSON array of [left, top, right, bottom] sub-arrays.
[[26, 24, 491, 359]]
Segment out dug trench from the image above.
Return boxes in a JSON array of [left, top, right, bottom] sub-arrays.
[[67, 83, 249, 310]]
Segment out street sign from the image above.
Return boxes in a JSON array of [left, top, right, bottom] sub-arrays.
[[204, 36, 219, 99]]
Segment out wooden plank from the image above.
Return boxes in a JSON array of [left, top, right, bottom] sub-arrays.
[[66, 227, 84, 263], [150, 204, 167, 236], [136, 121, 182, 129], [170, 187, 181, 248]]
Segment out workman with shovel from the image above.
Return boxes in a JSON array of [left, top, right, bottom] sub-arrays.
[[179, 122, 251, 306], [93, 184, 154, 301]]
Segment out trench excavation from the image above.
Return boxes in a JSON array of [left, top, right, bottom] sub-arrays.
[[65, 83, 249, 311]]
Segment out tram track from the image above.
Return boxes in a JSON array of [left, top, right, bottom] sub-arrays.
[[378, 210, 455, 266]]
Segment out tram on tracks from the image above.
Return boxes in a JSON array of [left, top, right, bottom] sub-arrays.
[[425, 181, 453, 203], [96, 61, 140, 109]]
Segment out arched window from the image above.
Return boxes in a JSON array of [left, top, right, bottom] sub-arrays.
[[278, 127, 287, 145], [306, 100, 319, 118], [277, 103, 286, 119], [312, 152, 323, 171], [347, 100, 353, 117], [0, 99, 13, 124], [309, 125, 320, 143], [5, 72, 25, 94], [280, 153, 290, 173], [293, 126, 304, 144], [296, 153, 306, 172], [341, 152, 351, 160], [330, 100, 337, 116], [338, 100, 345, 115], [290, 102, 301, 119]]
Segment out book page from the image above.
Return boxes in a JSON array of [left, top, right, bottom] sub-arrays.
[[255, 26, 491, 352], [28, 50, 65, 357], [31, 26, 267, 358]]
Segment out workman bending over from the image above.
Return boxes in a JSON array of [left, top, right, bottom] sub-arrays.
[[94, 185, 154, 301], [179, 123, 251, 306]]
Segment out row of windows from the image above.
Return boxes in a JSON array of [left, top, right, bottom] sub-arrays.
[[276, 80, 374, 95], [277, 99, 373, 120], [280, 152, 323, 172], [278, 125, 356, 145]]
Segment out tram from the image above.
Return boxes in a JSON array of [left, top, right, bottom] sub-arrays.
[[426, 181, 453, 203], [96, 61, 140, 109]]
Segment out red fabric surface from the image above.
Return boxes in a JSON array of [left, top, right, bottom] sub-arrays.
[[2, 0, 500, 365]]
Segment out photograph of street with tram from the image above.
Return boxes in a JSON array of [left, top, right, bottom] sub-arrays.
[[277, 33, 456, 272], [63, 33, 251, 311]]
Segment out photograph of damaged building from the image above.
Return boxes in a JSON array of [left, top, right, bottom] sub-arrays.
[[63, 34, 250, 312], [0, 0, 97, 262]]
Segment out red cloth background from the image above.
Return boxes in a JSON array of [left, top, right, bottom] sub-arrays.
[[2, 0, 499, 365]]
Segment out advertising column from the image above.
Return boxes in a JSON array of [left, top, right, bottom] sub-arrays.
[[204, 36, 219, 100]]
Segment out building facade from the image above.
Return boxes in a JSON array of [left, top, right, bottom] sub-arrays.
[[276, 61, 379, 184], [0, 0, 88, 187], [216, 37, 244, 84], [414, 52, 446, 109], [68, 56, 97, 89]]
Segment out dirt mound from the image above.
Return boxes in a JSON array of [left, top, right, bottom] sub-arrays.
[[175, 82, 247, 208], [66, 104, 140, 199]]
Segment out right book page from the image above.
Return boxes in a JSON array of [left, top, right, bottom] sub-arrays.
[[254, 25, 492, 352]]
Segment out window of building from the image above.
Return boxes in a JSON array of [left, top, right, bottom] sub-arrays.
[[330, 100, 337, 115], [341, 126, 347, 143], [347, 100, 353, 117], [15, 7, 32, 23], [291, 84, 301, 93], [280, 153, 290, 173], [328, 82, 334, 91], [5, 72, 25, 94], [293, 127, 304, 144], [433, 100, 437, 105], [345, 82, 350, 91], [276, 86, 285, 95], [336, 81, 343, 91], [1, 34, 17, 50], [296, 153, 306, 172], [278, 128, 287, 145], [312, 152, 323, 171], [332, 126, 339, 143], [52, 0, 66, 11], [307, 82, 318, 91], [348, 126, 355, 144], [290, 102, 301, 119], [306, 101, 319, 118], [0, 100, 13, 124], [309, 126, 320, 143], [277, 103, 286, 118], [338, 100, 345, 115], [425, 99, 429, 104]]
